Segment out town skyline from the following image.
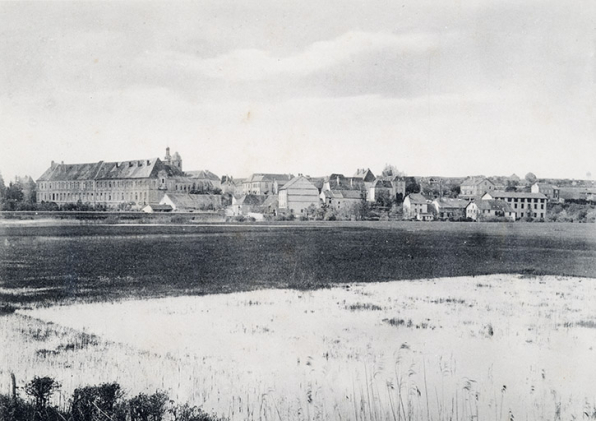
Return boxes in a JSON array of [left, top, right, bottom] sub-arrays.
[[1, 1, 594, 182]]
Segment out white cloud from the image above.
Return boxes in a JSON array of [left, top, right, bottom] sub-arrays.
[[147, 31, 437, 82]]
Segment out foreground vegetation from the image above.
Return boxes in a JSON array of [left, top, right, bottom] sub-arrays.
[[0, 377, 224, 421], [5, 274, 596, 421]]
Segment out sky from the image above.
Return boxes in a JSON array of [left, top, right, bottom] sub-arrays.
[[0, 1, 594, 182]]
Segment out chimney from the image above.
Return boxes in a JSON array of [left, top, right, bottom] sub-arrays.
[[51, 160, 55, 168]]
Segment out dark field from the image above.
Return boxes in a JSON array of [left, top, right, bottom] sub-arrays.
[[1, 221, 595, 306]]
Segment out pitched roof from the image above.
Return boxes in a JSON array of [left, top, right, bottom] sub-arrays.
[[37, 158, 184, 181], [243, 194, 268, 206], [144, 204, 173, 212], [372, 179, 393, 188], [245, 173, 293, 183], [185, 170, 220, 181], [533, 182, 559, 189], [486, 191, 547, 199], [461, 176, 493, 187], [433, 198, 469, 209], [325, 174, 365, 190], [323, 190, 362, 200], [406, 193, 429, 204], [162, 193, 220, 209], [279, 176, 317, 191], [474, 199, 514, 213]]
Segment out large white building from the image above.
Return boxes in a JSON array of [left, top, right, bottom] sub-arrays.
[[482, 191, 547, 220]]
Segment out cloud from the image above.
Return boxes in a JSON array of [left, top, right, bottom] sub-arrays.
[[148, 31, 437, 82]]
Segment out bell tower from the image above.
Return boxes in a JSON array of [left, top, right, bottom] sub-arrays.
[[164, 147, 172, 165]]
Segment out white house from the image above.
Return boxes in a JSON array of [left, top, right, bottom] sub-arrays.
[[279, 176, 320, 215], [403, 193, 432, 220], [466, 200, 516, 221], [482, 191, 547, 220]]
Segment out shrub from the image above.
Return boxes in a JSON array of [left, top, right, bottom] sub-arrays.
[[169, 403, 226, 421], [25, 377, 60, 410], [71, 383, 124, 421], [128, 392, 169, 421]]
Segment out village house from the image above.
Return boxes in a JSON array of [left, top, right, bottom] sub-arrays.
[[220, 176, 245, 195], [278, 176, 320, 215], [159, 192, 221, 212], [459, 177, 496, 199], [230, 194, 268, 216], [367, 179, 394, 203], [185, 170, 222, 190], [352, 168, 376, 183], [243, 174, 292, 195], [482, 191, 547, 219], [141, 204, 173, 213], [403, 193, 433, 220], [432, 198, 469, 220], [466, 200, 516, 221], [531, 183, 560, 201], [322, 174, 366, 192], [320, 189, 362, 212]]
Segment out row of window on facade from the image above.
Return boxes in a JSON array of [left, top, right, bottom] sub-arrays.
[[39, 180, 157, 190], [40, 191, 149, 202]]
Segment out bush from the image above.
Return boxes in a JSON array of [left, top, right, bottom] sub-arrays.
[[169, 403, 226, 421], [1, 378, 225, 421], [71, 383, 124, 421]]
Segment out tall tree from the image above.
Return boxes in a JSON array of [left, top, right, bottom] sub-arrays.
[[525, 172, 537, 184], [0, 171, 6, 203], [381, 164, 405, 178]]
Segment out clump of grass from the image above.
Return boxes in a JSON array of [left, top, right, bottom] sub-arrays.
[[346, 302, 383, 311], [384, 318, 413, 328], [430, 298, 466, 305], [0, 304, 17, 315], [575, 320, 596, 329]]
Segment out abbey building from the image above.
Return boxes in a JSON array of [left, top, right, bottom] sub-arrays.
[[36, 148, 218, 209]]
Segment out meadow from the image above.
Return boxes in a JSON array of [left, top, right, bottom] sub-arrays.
[[1, 221, 596, 420], [0, 221, 595, 305], [3, 274, 596, 421]]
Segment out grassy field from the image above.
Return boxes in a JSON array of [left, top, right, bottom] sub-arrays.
[[4, 274, 596, 421], [1, 221, 595, 306], [1, 221, 596, 420]]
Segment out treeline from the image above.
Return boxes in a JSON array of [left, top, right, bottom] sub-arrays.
[[0, 376, 225, 421], [547, 202, 596, 223], [0, 173, 38, 211]]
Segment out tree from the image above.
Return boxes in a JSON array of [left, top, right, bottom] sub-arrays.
[[0, 171, 6, 203], [25, 377, 60, 410], [525, 172, 537, 184], [405, 177, 420, 195], [3, 181, 24, 210], [381, 164, 405, 178], [374, 189, 393, 208]]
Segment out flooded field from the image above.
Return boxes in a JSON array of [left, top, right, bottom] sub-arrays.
[[3, 274, 596, 421]]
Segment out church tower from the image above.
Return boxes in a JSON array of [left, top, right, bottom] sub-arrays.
[[172, 151, 182, 170], [164, 147, 172, 165]]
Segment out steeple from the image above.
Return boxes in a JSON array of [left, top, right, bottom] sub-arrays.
[[172, 151, 182, 170], [164, 147, 171, 164]]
